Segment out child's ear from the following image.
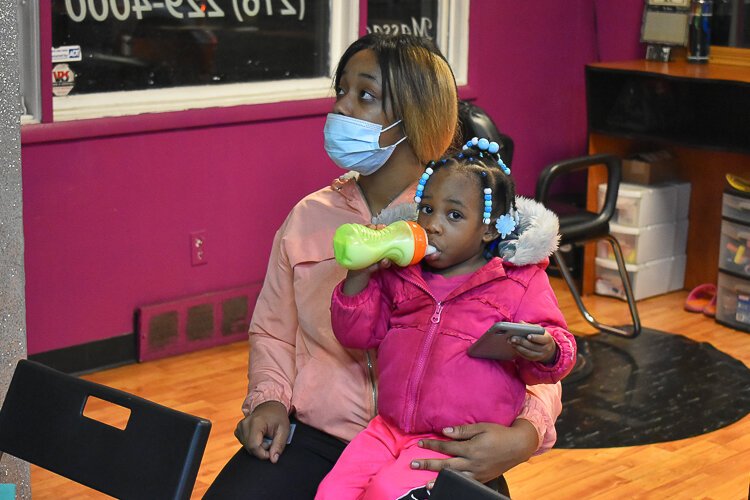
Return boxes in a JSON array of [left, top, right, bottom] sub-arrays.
[[482, 224, 499, 243]]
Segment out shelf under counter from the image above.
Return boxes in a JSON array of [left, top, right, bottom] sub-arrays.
[[586, 61, 750, 156]]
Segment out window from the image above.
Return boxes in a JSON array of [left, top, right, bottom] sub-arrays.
[[20, 0, 469, 123], [51, 0, 358, 120]]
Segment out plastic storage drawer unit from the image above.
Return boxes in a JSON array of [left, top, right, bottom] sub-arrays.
[[716, 271, 750, 332], [716, 186, 750, 333], [722, 190, 750, 224], [595, 255, 686, 301], [598, 181, 691, 227], [718, 219, 750, 278], [597, 219, 688, 264]]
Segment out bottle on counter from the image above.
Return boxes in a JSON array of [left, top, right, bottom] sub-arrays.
[[687, 0, 712, 63]]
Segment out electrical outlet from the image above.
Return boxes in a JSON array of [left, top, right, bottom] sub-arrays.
[[190, 231, 207, 266]]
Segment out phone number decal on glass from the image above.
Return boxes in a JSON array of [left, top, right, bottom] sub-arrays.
[[63, 0, 306, 22]]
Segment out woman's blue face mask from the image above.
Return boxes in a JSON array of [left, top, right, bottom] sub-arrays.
[[323, 113, 407, 176]]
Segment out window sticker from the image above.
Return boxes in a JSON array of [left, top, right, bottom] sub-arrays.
[[52, 45, 82, 63], [52, 64, 75, 96]]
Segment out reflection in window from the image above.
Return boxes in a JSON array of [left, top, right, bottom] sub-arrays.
[[366, 0, 469, 87], [51, 0, 330, 95], [367, 0, 439, 40]]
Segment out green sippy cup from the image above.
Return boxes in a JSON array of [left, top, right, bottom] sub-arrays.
[[333, 220, 436, 270]]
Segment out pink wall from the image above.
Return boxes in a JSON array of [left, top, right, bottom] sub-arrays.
[[469, 0, 644, 195], [21, 0, 644, 355]]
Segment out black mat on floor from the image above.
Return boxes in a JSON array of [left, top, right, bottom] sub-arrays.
[[555, 327, 750, 449]]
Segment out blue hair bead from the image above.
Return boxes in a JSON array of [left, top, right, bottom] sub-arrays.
[[414, 161, 436, 204], [488, 141, 500, 154], [478, 138, 489, 150], [471, 137, 479, 146]]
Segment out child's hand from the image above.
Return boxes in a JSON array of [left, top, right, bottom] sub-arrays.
[[509, 329, 557, 364]]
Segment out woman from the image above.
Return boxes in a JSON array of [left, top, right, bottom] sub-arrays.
[[204, 33, 562, 498]]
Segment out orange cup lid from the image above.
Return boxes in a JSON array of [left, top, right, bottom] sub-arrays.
[[405, 220, 428, 266]]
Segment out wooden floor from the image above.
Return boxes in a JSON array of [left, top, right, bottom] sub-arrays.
[[30, 278, 750, 499]]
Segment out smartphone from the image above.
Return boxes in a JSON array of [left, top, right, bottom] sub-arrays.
[[467, 322, 545, 360]]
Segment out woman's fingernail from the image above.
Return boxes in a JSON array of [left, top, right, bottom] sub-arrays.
[[443, 427, 454, 434], [411, 461, 420, 469], [273, 453, 279, 462], [417, 440, 424, 447]]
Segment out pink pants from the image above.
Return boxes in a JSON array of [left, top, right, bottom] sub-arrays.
[[315, 415, 451, 500]]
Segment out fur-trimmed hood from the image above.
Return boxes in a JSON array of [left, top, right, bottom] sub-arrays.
[[497, 196, 560, 266]]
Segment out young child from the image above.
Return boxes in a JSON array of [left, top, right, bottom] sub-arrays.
[[316, 138, 576, 500]]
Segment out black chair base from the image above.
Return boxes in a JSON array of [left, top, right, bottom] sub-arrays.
[[562, 338, 595, 386], [552, 234, 641, 339]]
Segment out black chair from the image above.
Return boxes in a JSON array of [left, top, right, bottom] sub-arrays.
[[535, 153, 641, 339], [431, 469, 508, 500], [0, 359, 211, 499]]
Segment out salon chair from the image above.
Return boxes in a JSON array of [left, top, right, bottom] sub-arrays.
[[535, 154, 641, 339], [536, 154, 641, 382], [0, 359, 211, 499]]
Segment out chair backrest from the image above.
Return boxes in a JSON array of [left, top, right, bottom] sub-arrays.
[[0, 359, 211, 500], [458, 100, 515, 168], [535, 153, 622, 245], [430, 469, 508, 500]]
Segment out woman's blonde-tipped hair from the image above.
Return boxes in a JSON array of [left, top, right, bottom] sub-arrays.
[[335, 34, 459, 165]]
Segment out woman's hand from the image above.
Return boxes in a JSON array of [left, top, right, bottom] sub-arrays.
[[412, 419, 538, 484], [234, 401, 290, 463]]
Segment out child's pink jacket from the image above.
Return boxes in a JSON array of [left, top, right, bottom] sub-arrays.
[[246, 177, 562, 449], [331, 214, 575, 434]]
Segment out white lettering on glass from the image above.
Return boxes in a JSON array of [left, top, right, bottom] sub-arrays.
[[366, 17, 434, 39], [63, 0, 305, 22]]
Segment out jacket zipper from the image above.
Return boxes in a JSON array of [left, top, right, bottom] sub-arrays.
[[403, 301, 443, 432], [395, 265, 503, 431], [365, 350, 378, 418]]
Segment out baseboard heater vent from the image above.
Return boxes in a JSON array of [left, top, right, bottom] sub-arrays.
[[136, 284, 260, 362]]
